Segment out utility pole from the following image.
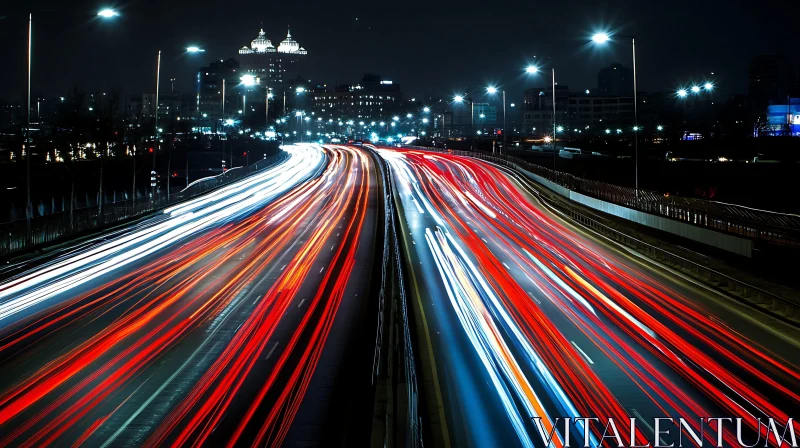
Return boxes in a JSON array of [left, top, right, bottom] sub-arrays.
[[26, 12, 32, 239], [222, 78, 226, 172], [552, 68, 557, 170], [152, 50, 161, 201]]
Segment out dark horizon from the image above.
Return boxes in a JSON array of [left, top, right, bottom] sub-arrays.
[[0, 0, 798, 102]]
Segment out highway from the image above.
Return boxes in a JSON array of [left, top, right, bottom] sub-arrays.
[[379, 147, 800, 448], [0, 144, 379, 446]]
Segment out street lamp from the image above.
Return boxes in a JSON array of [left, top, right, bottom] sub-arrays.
[[486, 85, 507, 155], [525, 65, 539, 74], [591, 32, 610, 44], [591, 30, 641, 195], [97, 8, 119, 18], [423, 107, 430, 113], [25, 9, 118, 236], [703, 82, 714, 90], [691, 85, 701, 93], [186, 46, 205, 53], [677, 89, 688, 98], [240, 75, 257, 86]]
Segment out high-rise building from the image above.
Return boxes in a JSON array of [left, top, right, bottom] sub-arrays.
[[310, 74, 403, 121], [748, 55, 795, 116], [238, 27, 308, 95], [598, 63, 633, 97], [196, 58, 247, 131]]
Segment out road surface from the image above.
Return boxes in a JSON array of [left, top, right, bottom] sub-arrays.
[[379, 147, 800, 448], [0, 144, 379, 447]]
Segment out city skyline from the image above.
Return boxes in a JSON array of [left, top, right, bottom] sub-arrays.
[[0, 0, 797, 101]]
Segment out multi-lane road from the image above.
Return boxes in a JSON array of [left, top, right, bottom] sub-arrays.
[[1, 142, 798, 447], [0, 144, 379, 447], [379, 147, 800, 447]]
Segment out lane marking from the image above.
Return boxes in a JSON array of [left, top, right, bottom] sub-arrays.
[[502, 261, 510, 270], [319, 267, 325, 273], [298, 298, 306, 308], [251, 295, 262, 306], [264, 342, 280, 360], [526, 291, 542, 305], [632, 408, 666, 446], [570, 340, 594, 365], [280, 264, 286, 271]]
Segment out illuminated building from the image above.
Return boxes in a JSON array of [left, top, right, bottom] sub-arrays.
[[238, 27, 308, 94]]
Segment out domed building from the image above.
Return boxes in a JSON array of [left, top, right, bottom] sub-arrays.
[[238, 26, 308, 92]]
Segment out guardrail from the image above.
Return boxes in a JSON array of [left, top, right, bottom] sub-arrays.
[[369, 146, 423, 448], [403, 145, 799, 325], [0, 152, 288, 258], [402, 146, 800, 249]]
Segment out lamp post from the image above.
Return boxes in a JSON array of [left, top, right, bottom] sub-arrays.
[[453, 95, 475, 150], [592, 32, 639, 194], [25, 9, 118, 237], [486, 86, 507, 156]]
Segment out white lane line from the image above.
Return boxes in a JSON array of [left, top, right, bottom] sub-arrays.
[[632, 408, 666, 446], [298, 298, 306, 308], [280, 264, 287, 271], [502, 262, 510, 270], [336, 232, 340, 237], [320, 267, 325, 273], [481, 238, 488, 243], [251, 295, 262, 306], [570, 341, 595, 365], [330, 245, 335, 251], [526, 291, 542, 305], [264, 342, 280, 360], [412, 241, 416, 245]]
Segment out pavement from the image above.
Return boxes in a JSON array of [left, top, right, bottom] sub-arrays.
[[378, 147, 800, 448], [0, 144, 379, 447]]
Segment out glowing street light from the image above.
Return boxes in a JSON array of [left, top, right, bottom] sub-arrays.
[[392, 116, 400, 121], [186, 46, 205, 53], [423, 107, 430, 113], [525, 65, 539, 74], [677, 89, 688, 98], [486, 86, 497, 94], [605, 129, 611, 134], [453, 95, 464, 103], [422, 118, 429, 123], [479, 113, 485, 119], [296, 86, 306, 93], [657, 125, 664, 131], [225, 119, 235, 126], [691, 85, 701, 93], [97, 9, 119, 18], [703, 82, 714, 90], [406, 113, 412, 118], [591, 32, 610, 44], [240, 75, 256, 86], [556, 126, 564, 132]]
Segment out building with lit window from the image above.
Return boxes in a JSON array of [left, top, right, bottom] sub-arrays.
[[310, 74, 403, 121], [764, 98, 800, 136], [238, 27, 308, 95]]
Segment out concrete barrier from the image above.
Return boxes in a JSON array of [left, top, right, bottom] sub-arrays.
[[517, 167, 753, 258]]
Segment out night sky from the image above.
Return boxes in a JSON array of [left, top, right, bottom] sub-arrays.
[[0, 0, 796, 103]]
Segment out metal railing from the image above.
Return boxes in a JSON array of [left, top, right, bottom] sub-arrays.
[[402, 146, 800, 249], [369, 146, 423, 448], [0, 152, 288, 258], [403, 145, 799, 325]]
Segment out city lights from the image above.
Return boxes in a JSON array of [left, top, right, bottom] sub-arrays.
[[423, 107, 430, 113], [691, 85, 701, 93], [240, 75, 257, 86], [677, 89, 688, 98], [186, 46, 205, 53], [525, 66, 539, 74], [704, 82, 714, 90], [486, 86, 497, 94], [453, 95, 464, 103]]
